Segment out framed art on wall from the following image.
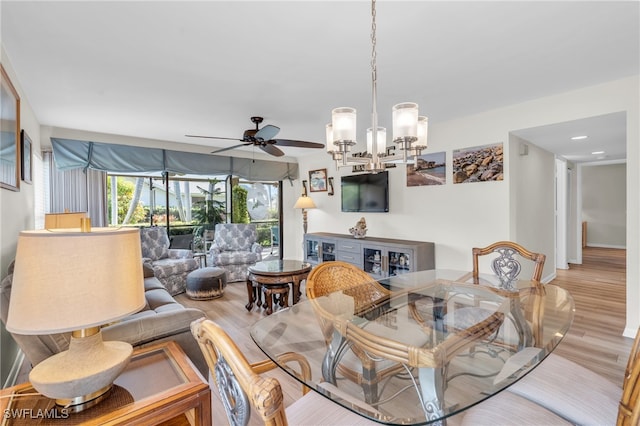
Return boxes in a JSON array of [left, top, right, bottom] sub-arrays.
[[407, 151, 446, 186], [0, 64, 21, 191], [309, 168, 328, 192], [21, 130, 32, 184], [452, 142, 504, 184]]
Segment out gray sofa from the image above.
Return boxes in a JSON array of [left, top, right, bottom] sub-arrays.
[[0, 262, 208, 376]]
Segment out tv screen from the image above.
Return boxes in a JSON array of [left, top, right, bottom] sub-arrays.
[[341, 171, 389, 213]]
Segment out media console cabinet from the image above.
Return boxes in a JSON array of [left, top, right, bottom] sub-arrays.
[[304, 232, 435, 279]]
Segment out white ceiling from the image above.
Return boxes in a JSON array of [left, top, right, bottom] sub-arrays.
[[1, 1, 638, 162]]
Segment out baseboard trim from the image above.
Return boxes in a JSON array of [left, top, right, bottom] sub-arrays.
[[3, 350, 25, 389], [586, 243, 626, 249], [542, 272, 557, 284], [623, 327, 637, 339]]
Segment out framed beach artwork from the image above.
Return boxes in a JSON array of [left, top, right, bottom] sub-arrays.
[[452, 143, 503, 184], [0, 64, 21, 191], [309, 168, 328, 192], [407, 152, 446, 186]]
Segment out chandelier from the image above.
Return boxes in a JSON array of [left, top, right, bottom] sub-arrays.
[[326, 0, 428, 173]]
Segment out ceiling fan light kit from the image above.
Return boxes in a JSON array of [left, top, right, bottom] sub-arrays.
[[326, 0, 427, 173]]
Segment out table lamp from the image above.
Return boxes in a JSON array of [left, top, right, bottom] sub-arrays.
[[6, 223, 145, 412], [293, 195, 316, 234]]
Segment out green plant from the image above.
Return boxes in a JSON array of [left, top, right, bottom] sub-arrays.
[[106, 177, 146, 225], [192, 179, 225, 233], [232, 185, 249, 223]]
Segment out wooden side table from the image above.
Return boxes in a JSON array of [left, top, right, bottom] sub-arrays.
[[245, 259, 312, 315], [0, 341, 211, 425]]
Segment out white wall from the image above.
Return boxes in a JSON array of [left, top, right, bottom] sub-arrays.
[[509, 135, 557, 281], [285, 75, 639, 336], [582, 163, 626, 248], [0, 48, 41, 385]]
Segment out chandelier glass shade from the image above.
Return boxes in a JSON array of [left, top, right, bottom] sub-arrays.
[[326, 0, 427, 172]]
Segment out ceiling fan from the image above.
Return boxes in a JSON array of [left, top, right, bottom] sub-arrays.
[[185, 116, 324, 157]]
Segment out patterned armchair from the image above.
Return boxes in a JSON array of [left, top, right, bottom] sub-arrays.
[[140, 227, 199, 295], [208, 223, 263, 282]]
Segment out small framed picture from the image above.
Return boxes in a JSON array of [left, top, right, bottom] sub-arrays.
[[309, 168, 328, 192], [20, 130, 32, 184]]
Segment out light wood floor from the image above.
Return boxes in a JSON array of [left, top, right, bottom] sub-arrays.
[[550, 246, 631, 384], [177, 246, 633, 424]]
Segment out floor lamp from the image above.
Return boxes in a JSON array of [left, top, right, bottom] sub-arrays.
[[294, 195, 316, 234]]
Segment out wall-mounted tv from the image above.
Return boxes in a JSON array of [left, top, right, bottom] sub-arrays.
[[341, 171, 389, 213]]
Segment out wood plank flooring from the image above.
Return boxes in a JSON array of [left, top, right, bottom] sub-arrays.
[[549, 247, 631, 384], [177, 246, 633, 424]]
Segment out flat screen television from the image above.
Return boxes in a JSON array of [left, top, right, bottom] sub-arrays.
[[341, 171, 389, 213]]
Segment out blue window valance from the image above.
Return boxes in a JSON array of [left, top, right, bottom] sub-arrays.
[[51, 138, 299, 181]]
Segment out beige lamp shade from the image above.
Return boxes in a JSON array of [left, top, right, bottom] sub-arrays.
[[7, 227, 145, 334], [294, 195, 317, 210]]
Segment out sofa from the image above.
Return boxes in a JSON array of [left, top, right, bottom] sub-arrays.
[[208, 223, 263, 282], [0, 262, 208, 376], [140, 227, 199, 295]]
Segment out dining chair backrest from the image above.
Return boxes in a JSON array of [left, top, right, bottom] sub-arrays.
[[306, 261, 402, 404], [192, 318, 289, 425], [619, 327, 640, 425], [472, 241, 546, 286], [191, 318, 311, 426], [306, 261, 389, 316]]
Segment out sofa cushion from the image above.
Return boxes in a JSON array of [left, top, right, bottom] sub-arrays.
[[212, 251, 260, 266], [151, 257, 199, 278], [143, 263, 155, 278]]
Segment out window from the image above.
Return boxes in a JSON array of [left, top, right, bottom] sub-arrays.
[[105, 173, 281, 254]]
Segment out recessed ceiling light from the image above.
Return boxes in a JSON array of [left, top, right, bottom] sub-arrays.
[[591, 151, 605, 155], [571, 135, 588, 140]]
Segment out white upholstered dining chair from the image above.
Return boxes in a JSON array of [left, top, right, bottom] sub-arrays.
[[460, 327, 640, 426]]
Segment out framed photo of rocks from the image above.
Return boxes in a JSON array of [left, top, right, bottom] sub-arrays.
[[407, 151, 446, 186], [452, 143, 503, 184]]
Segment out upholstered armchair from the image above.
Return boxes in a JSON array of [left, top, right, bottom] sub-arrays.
[[140, 227, 199, 295], [208, 223, 262, 282]]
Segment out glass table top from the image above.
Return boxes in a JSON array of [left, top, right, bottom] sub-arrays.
[[250, 269, 574, 425], [248, 259, 311, 275]]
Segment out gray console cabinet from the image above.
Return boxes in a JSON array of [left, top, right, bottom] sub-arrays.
[[304, 232, 435, 278]]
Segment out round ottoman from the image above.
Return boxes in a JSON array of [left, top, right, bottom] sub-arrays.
[[186, 267, 227, 300]]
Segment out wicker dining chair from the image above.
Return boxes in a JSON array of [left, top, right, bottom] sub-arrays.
[[472, 240, 546, 286], [307, 261, 506, 417], [191, 318, 377, 426], [467, 241, 547, 350], [306, 261, 401, 403], [461, 327, 640, 426]]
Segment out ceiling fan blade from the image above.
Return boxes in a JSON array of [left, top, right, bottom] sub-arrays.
[[260, 144, 285, 157], [273, 139, 325, 149], [186, 134, 243, 141], [254, 124, 280, 141], [211, 142, 252, 154]]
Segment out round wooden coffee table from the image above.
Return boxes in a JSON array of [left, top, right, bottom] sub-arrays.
[[245, 259, 312, 315]]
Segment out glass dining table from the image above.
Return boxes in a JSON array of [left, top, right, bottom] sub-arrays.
[[250, 269, 575, 425]]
